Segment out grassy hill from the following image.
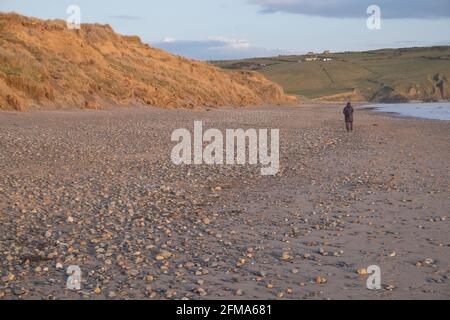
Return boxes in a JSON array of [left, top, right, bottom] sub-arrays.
[[213, 46, 450, 102]]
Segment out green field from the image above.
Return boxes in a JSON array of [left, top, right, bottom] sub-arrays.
[[213, 46, 450, 102]]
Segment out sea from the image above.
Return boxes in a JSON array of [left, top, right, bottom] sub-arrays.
[[364, 102, 450, 121]]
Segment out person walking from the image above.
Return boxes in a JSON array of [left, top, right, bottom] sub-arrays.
[[343, 102, 354, 132]]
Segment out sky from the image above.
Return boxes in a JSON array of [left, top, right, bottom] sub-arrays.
[[1, 0, 450, 60]]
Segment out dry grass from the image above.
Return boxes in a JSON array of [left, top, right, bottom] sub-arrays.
[[0, 13, 292, 111]]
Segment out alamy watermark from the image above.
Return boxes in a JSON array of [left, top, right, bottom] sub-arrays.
[[171, 121, 279, 176], [66, 265, 82, 290], [366, 265, 382, 290], [66, 5, 81, 30], [367, 5, 381, 30]]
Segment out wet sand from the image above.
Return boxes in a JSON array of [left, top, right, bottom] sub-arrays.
[[0, 104, 449, 300]]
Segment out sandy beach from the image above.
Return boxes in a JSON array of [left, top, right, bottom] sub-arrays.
[[0, 104, 449, 300]]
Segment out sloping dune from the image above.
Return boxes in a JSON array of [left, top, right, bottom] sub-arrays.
[[0, 13, 291, 111]]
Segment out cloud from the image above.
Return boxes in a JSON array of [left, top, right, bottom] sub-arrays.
[[152, 37, 286, 60], [249, 0, 450, 18], [207, 36, 251, 49]]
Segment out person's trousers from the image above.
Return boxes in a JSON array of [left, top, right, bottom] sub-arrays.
[[345, 121, 353, 131]]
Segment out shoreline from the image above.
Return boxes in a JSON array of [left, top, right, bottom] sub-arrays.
[[360, 102, 450, 121]]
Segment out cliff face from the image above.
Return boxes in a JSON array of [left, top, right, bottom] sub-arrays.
[[369, 74, 450, 103], [0, 13, 290, 111], [316, 79, 449, 103]]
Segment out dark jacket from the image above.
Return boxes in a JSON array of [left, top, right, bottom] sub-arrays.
[[343, 105, 354, 122]]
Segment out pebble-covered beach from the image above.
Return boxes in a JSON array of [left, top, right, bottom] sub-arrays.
[[0, 104, 449, 300]]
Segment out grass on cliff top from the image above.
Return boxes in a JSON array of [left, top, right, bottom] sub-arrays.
[[212, 46, 450, 100]]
